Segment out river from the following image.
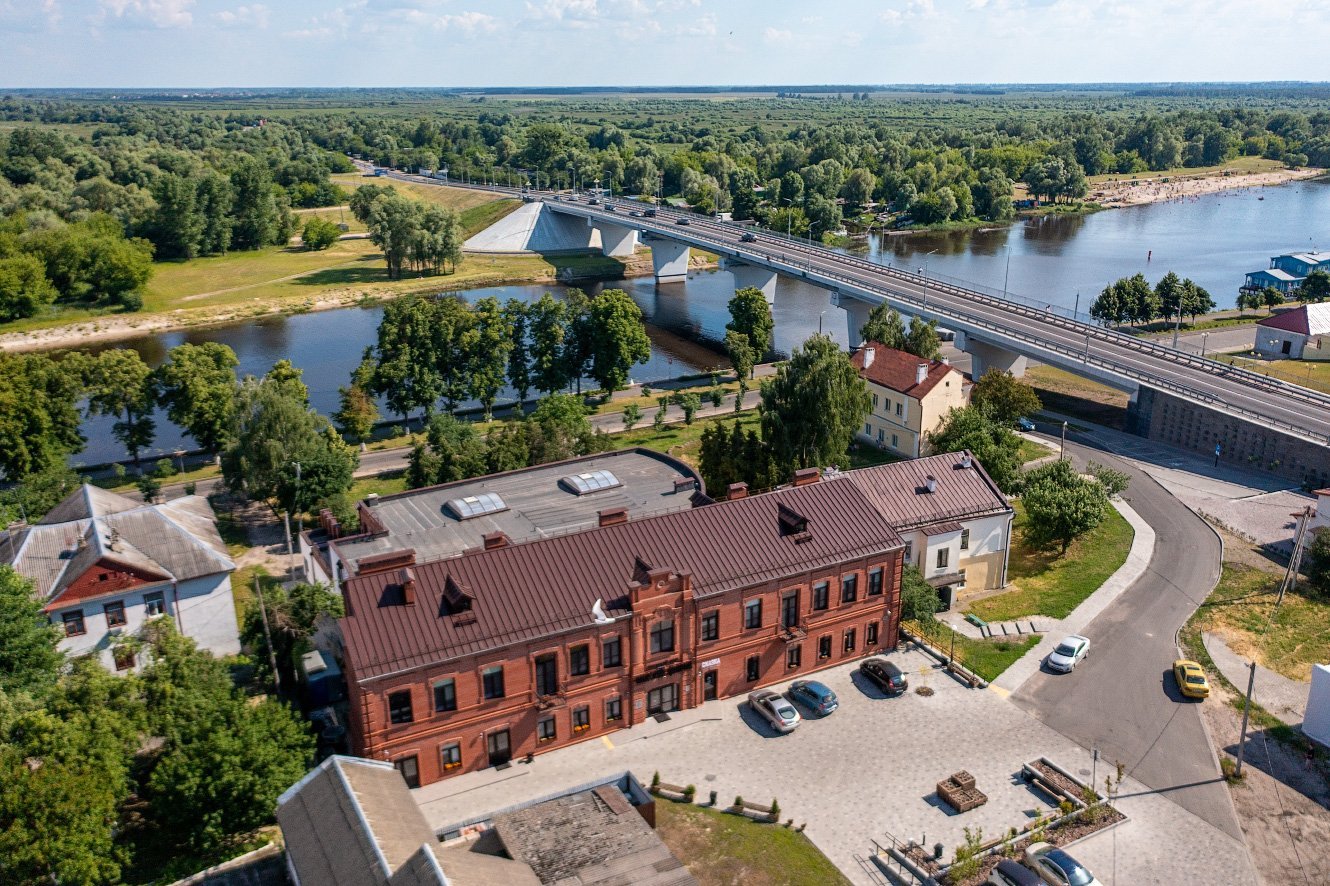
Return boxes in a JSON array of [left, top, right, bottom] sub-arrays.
[[75, 178, 1330, 465]]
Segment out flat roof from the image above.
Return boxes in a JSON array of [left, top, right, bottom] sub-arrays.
[[329, 449, 704, 573]]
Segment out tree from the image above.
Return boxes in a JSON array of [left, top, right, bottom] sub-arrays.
[[926, 407, 1023, 493], [136, 471, 161, 502], [0, 566, 62, 695], [1181, 278, 1215, 321], [1087, 461, 1131, 498], [230, 156, 286, 250], [1155, 271, 1186, 323], [1301, 269, 1330, 304], [366, 191, 421, 280], [484, 422, 531, 474], [726, 287, 774, 366], [725, 330, 756, 398], [503, 298, 533, 404], [767, 206, 810, 238], [859, 303, 909, 351], [1306, 527, 1330, 594], [676, 391, 702, 424], [348, 183, 394, 223], [1021, 459, 1110, 554], [1090, 281, 1125, 327], [970, 369, 1042, 426], [333, 360, 380, 447], [560, 288, 595, 395], [905, 317, 941, 361], [760, 334, 870, 475], [241, 581, 345, 691], [588, 288, 650, 395], [840, 168, 876, 208], [0, 253, 57, 321], [406, 413, 487, 488], [465, 296, 514, 421], [86, 348, 155, 463], [367, 294, 443, 420], [622, 403, 642, 430], [155, 342, 239, 456], [900, 565, 941, 624], [526, 394, 595, 465], [0, 462, 83, 525], [149, 173, 204, 259], [1263, 285, 1285, 309], [301, 217, 341, 250], [529, 292, 570, 394]]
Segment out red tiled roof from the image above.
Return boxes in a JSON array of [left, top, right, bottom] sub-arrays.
[[340, 479, 904, 681], [850, 343, 958, 399]]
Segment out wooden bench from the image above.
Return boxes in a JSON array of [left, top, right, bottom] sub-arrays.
[[730, 799, 778, 820]]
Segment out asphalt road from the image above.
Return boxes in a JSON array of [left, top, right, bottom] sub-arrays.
[[1011, 432, 1241, 840]]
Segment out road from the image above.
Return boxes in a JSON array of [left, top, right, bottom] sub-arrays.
[[1011, 431, 1241, 840]]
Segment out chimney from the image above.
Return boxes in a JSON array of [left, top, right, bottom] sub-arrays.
[[673, 477, 697, 495], [915, 362, 929, 385], [862, 346, 875, 369], [399, 567, 416, 605], [959, 452, 973, 469], [925, 475, 938, 493], [598, 507, 628, 527], [793, 467, 821, 487], [727, 481, 749, 500], [482, 531, 510, 550]]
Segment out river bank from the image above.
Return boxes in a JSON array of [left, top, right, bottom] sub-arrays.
[[1091, 165, 1323, 208]]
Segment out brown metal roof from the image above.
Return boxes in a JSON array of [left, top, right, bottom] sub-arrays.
[[341, 478, 903, 682], [921, 521, 964, 536], [844, 451, 1011, 532]]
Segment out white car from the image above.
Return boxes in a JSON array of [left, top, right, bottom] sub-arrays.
[[1046, 635, 1090, 673], [1023, 842, 1103, 886], [748, 689, 801, 733]]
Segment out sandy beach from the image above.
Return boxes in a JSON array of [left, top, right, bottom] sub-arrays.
[[1091, 166, 1323, 208]]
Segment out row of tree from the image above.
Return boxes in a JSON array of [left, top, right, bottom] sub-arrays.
[[348, 184, 462, 278], [1089, 271, 1216, 327]]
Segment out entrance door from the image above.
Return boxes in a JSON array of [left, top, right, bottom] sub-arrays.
[[487, 729, 511, 767], [1282, 340, 1293, 355], [394, 755, 420, 789], [703, 670, 718, 701], [647, 683, 679, 714]]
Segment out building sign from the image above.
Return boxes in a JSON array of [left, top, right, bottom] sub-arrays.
[[699, 657, 721, 670]]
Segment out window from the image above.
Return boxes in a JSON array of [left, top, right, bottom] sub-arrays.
[[867, 622, 879, 646], [818, 635, 832, 660], [388, 690, 414, 724], [745, 655, 760, 681], [573, 706, 590, 733], [868, 567, 884, 597], [482, 666, 505, 700], [441, 742, 462, 772], [143, 591, 165, 617], [701, 611, 719, 641], [535, 654, 558, 696], [113, 646, 135, 671], [605, 697, 623, 722], [878, 428, 884, 442], [569, 644, 590, 677], [904, 542, 913, 563], [744, 598, 763, 630], [62, 610, 86, 637], [104, 600, 126, 628], [537, 716, 556, 743], [781, 593, 799, 629], [812, 581, 829, 611], [892, 433, 899, 448], [958, 568, 967, 589], [647, 684, 678, 713], [864, 422, 871, 435], [937, 548, 950, 570], [895, 401, 903, 416], [787, 645, 802, 669], [602, 636, 622, 668], [433, 678, 457, 712], [872, 394, 878, 410], [395, 755, 420, 789], [841, 574, 858, 603], [960, 528, 970, 551], [650, 620, 675, 654], [843, 628, 857, 654]]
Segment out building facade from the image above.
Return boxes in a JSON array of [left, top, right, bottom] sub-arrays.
[[851, 343, 965, 458], [1254, 304, 1330, 360], [1242, 252, 1329, 299]]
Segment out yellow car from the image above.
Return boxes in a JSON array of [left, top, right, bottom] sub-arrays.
[[1173, 660, 1210, 699]]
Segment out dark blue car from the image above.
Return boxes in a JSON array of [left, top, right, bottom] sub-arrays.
[[788, 680, 839, 716]]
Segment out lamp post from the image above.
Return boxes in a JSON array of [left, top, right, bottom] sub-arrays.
[[919, 248, 939, 312], [1201, 331, 1209, 357], [1060, 421, 1068, 461], [782, 198, 795, 240], [1002, 247, 1012, 301]]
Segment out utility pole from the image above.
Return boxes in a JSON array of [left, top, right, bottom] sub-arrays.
[[1234, 661, 1257, 778], [255, 573, 282, 697], [1060, 420, 1068, 460], [293, 461, 303, 582], [1277, 506, 1314, 608], [1172, 299, 1184, 348]]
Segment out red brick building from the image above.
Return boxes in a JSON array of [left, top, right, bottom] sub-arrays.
[[340, 468, 907, 787]]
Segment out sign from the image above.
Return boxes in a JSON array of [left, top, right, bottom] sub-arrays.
[[700, 657, 721, 670]]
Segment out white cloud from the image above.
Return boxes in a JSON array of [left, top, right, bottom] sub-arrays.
[[524, 0, 600, 23], [99, 0, 194, 28], [213, 4, 269, 29], [763, 26, 792, 43]]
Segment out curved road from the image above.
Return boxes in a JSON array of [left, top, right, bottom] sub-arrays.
[[1012, 432, 1240, 840]]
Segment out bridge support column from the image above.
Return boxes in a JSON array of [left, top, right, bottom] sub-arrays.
[[957, 332, 1028, 380], [832, 292, 873, 348], [643, 234, 690, 284], [720, 258, 777, 306], [588, 219, 639, 258]]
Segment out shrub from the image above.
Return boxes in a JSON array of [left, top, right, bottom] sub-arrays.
[[641, 384, 652, 397], [769, 798, 780, 818], [651, 771, 660, 789], [183, 481, 196, 496], [683, 784, 696, 801]]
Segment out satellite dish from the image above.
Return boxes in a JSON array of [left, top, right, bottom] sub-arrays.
[[591, 598, 612, 624]]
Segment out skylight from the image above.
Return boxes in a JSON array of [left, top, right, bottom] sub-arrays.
[[445, 492, 508, 520], [560, 469, 622, 496]]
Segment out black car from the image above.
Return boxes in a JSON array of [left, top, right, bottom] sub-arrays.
[[644, 208, 657, 217], [740, 231, 757, 242], [588, 198, 600, 205], [860, 658, 908, 694], [604, 203, 616, 212], [675, 217, 691, 225]]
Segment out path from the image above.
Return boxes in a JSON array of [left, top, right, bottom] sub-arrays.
[[1204, 632, 1309, 726]]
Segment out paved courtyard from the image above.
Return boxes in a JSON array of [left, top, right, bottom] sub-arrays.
[[413, 648, 1254, 885]]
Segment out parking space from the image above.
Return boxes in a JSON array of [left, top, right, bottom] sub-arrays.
[[414, 648, 1255, 885]]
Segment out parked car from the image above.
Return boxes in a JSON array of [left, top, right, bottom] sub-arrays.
[[740, 231, 757, 242], [1023, 843, 1102, 886], [788, 680, 838, 716], [1173, 659, 1210, 698], [988, 858, 1042, 886], [1046, 635, 1091, 673], [675, 217, 691, 225], [644, 208, 657, 217], [1018, 417, 1037, 432], [860, 658, 908, 694], [748, 689, 801, 733]]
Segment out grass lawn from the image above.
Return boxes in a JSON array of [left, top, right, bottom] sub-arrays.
[[1018, 437, 1055, 464], [1188, 562, 1329, 683], [1025, 365, 1129, 429], [966, 500, 1134, 623], [1087, 155, 1288, 185], [654, 798, 851, 886], [907, 619, 1040, 682], [346, 470, 408, 501], [1213, 354, 1330, 396]]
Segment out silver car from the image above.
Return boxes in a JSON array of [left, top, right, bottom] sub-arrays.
[[1046, 635, 1090, 673], [748, 689, 801, 733]]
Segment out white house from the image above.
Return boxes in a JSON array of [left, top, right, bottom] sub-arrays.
[[1254, 304, 1330, 360], [1, 485, 240, 671]]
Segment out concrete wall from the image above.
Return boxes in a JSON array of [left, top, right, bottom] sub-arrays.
[[897, 512, 1010, 593], [1254, 327, 1308, 359]]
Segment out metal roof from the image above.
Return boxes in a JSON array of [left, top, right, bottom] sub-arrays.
[[560, 469, 623, 496], [843, 451, 1012, 532]]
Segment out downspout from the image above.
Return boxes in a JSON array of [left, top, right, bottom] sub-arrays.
[[626, 617, 638, 729], [1000, 515, 1013, 588]]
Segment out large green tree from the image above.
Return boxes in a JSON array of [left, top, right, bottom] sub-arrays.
[[0, 566, 63, 695], [588, 288, 651, 395], [86, 348, 156, 463], [0, 253, 57, 321], [726, 287, 774, 366], [155, 342, 239, 456], [0, 352, 90, 479], [859, 303, 909, 351], [1021, 459, 1110, 554], [926, 406, 1023, 493], [406, 413, 487, 488], [529, 292, 570, 394], [970, 369, 1042, 426], [368, 294, 443, 420], [503, 298, 533, 404], [760, 334, 870, 475], [464, 296, 513, 421], [1301, 269, 1330, 304]]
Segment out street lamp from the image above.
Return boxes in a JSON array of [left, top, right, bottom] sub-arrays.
[[1201, 331, 1210, 357], [919, 248, 939, 311], [1002, 247, 1012, 301]]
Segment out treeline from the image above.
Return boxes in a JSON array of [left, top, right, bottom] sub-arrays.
[[1089, 272, 1216, 327], [347, 184, 461, 279]]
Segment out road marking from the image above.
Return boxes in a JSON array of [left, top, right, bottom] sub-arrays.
[[988, 684, 1011, 699], [601, 735, 615, 750]]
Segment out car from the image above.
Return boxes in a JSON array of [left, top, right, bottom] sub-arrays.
[[1023, 843, 1102, 886], [1046, 635, 1090, 673], [988, 858, 1042, 886], [630, 210, 642, 217], [588, 197, 599, 205], [788, 680, 839, 716], [604, 203, 616, 211], [740, 231, 757, 242], [1018, 417, 1037, 432], [748, 689, 801, 733], [860, 658, 908, 694], [1173, 659, 1211, 698], [675, 217, 691, 225], [644, 208, 657, 217]]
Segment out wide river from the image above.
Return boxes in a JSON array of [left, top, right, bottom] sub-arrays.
[[78, 178, 1330, 465]]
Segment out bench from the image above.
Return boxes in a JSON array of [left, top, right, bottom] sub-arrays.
[[730, 798, 778, 821]]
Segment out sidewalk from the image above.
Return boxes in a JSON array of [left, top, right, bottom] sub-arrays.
[[1203, 632, 1308, 726]]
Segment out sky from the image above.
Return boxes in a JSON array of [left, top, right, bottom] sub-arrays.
[[3, 0, 1330, 89]]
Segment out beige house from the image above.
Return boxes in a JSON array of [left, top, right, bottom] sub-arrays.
[[851, 344, 966, 458]]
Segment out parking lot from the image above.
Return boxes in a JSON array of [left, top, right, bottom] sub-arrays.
[[414, 648, 1255, 885]]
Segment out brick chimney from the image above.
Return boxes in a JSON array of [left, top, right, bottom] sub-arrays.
[[673, 477, 697, 494], [598, 507, 628, 527], [399, 567, 416, 605], [862, 346, 875, 369], [482, 531, 510, 550], [792, 467, 821, 487], [915, 362, 929, 385], [727, 481, 749, 500]]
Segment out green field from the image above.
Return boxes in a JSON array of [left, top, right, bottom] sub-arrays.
[[1214, 354, 1330, 395], [907, 618, 1040, 682]]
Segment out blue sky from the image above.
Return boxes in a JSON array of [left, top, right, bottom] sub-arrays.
[[2, 1, 1328, 88]]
